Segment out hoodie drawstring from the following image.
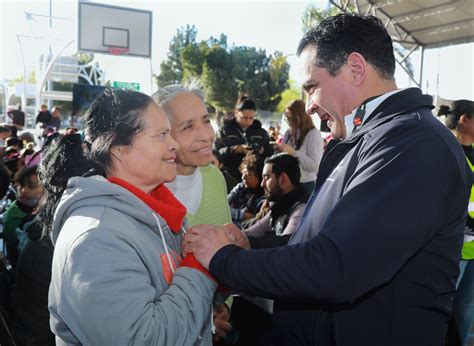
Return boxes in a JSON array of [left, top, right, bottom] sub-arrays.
[[182, 225, 216, 336], [153, 213, 176, 274], [153, 217, 216, 339]]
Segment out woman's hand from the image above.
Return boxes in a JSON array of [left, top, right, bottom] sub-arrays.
[[274, 143, 296, 155]]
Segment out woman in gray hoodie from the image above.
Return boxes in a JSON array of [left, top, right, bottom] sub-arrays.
[[38, 89, 217, 345]]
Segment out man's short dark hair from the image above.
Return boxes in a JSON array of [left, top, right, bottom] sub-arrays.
[[265, 153, 301, 186], [297, 13, 395, 79]]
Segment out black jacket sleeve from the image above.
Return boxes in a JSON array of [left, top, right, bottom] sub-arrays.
[[210, 129, 470, 305], [249, 233, 291, 249], [214, 128, 233, 162]]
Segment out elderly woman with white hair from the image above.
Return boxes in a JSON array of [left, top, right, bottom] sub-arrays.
[[153, 81, 233, 342]]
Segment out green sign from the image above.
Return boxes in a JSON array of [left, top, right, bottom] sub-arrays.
[[113, 81, 140, 91]]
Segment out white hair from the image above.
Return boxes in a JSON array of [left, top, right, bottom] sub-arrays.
[[152, 78, 205, 120]]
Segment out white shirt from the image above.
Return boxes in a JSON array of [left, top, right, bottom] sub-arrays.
[[294, 128, 324, 183], [165, 168, 203, 214], [344, 89, 404, 138]]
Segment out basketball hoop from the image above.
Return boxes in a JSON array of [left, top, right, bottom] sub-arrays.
[[107, 47, 129, 56], [78, 3, 151, 58]]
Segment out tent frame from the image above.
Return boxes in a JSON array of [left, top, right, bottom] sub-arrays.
[[329, 0, 426, 87], [329, 0, 473, 88]]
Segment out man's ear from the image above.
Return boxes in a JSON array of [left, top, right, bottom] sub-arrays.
[[346, 52, 367, 87], [278, 172, 290, 188]]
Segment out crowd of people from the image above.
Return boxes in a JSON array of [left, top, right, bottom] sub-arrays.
[[0, 12, 472, 346]]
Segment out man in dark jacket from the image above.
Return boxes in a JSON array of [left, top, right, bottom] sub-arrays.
[[47, 106, 62, 132], [242, 153, 307, 248], [227, 152, 308, 346], [184, 14, 472, 345], [214, 101, 273, 180], [35, 105, 51, 128]]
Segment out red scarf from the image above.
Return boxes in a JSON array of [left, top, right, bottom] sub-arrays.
[[108, 177, 215, 282], [108, 177, 186, 233]]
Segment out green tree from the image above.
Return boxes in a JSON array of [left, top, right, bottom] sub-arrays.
[[156, 25, 198, 87], [156, 27, 290, 112], [75, 53, 94, 69], [8, 71, 36, 85], [201, 41, 237, 112], [302, 4, 341, 33], [276, 80, 303, 113]]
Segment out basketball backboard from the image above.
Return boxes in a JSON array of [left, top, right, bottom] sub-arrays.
[[78, 2, 152, 58]]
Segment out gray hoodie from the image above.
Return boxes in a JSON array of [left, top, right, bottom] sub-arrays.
[[48, 175, 217, 345]]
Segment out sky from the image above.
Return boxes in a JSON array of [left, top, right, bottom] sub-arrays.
[[0, 0, 473, 103]]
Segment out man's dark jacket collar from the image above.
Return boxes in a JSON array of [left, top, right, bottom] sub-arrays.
[[317, 88, 433, 190]]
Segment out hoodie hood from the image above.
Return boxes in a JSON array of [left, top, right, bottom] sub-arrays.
[[51, 175, 174, 244]]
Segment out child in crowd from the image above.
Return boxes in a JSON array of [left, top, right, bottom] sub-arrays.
[[228, 153, 265, 228], [2, 165, 43, 268]]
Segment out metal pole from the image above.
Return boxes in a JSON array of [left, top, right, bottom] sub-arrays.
[[37, 40, 75, 107], [49, 0, 52, 28], [149, 59, 154, 94], [419, 46, 425, 92], [16, 35, 28, 114], [435, 47, 441, 107], [1, 83, 8, 122], [398, 61, 421, 88], [49, 0, 53, 107]]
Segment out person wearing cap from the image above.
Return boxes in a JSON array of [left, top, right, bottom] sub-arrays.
[[183, 14, 471, 345]]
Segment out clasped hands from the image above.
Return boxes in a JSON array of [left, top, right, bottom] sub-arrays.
[[182, 223, 250, 270], [182, 224, 249, 342]]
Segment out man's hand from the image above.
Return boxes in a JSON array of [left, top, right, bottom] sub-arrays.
[[182, 225, 233, 269], [222, 223, 251, 250], [213, 303, 232, 342]]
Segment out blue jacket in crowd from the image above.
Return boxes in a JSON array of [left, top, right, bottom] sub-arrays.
[[209, 88, 472, 345]]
